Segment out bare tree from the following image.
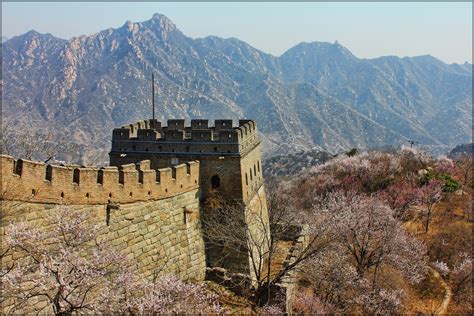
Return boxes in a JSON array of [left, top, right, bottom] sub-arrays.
[[1, 120, 79, 163], [202, 184, 334, 307]]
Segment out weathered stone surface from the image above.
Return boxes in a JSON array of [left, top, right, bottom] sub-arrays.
[[1, 188, 206, 283]]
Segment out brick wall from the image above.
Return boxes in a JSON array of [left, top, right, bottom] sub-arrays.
[[1, 193, 206, 281]]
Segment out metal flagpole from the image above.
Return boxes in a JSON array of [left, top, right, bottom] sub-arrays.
[[152, 72, 155, 120]]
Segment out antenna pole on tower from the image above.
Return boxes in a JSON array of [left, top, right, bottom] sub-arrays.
[[152, 73, 155, 120]]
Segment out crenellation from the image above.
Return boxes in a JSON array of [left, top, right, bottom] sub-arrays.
[[1, 155, 199, 205], [112, 119, 257, 146]]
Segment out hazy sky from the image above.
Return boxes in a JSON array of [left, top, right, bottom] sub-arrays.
[[2, 2, 472, 64]]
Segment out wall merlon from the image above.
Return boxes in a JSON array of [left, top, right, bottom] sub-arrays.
[[167, 119, 185, 130], [214, 120, 233, 130], [241, 120, 256, 133], [136, 160, 151, 170], [191, 119, 209, 129], [119, 163, 138, 171], [173, 164, 187, 180], [156, 167, 172, 184], [113, 128, 131, 140], [137, 129, 159, 141]]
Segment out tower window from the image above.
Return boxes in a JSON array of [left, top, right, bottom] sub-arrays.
[[249, 168, 253, 181], [13, 159, 23, 176], [73, 169, 80, 184], [156, 171, 161, 183], [211, 175, 220, 189], [45, 165, 52, 181], [118, 169, 124, 185], [254, 165, 257, 176], [257, 161, 260, 172], [97, 169, 104, 184], [245, 173, 248, 185]]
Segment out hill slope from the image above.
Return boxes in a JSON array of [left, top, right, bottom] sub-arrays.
[[2, 14, 472, 164]]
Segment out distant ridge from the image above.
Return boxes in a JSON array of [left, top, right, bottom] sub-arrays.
[[2, 13, 472, 164]]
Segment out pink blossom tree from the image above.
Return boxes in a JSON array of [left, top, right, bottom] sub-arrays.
[[378, 180, 418, 219], [1, 205, 221, 315], [414, 180, 444, 233]]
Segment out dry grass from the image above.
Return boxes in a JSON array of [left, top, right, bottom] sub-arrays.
[[404, 188, 473, 314]]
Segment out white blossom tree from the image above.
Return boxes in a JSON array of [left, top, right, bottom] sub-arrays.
[[298, 191, 428, 313]]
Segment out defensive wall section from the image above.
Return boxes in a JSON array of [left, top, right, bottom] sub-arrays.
[[1, 155, 199, 204], [1, 118, 271, 297], [0, 155, 206, 282]]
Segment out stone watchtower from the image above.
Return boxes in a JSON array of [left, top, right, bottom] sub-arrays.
[[109, 119, 269, 275]]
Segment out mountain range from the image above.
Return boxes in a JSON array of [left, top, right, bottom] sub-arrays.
[[2, 13, 472, 164]]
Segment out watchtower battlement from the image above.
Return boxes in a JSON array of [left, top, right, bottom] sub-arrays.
[[111, 119, 259, 157], [1, 155, 199, 205]]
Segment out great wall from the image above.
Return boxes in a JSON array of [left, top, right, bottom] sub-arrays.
[[1, 119, 273, 298]]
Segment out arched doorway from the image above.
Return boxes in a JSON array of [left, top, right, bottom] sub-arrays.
[[211, 175, 220, 189]]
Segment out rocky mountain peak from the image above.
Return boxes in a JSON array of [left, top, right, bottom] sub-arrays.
[[282, 41, 355, 61], [144, 13, 177, 34]]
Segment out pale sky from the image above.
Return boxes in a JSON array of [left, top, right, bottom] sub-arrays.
[[2, 2, 472, 64]]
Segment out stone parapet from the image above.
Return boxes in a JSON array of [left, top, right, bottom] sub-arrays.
[[0, 155, 199, 205], [111, 119, 259, 156]]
